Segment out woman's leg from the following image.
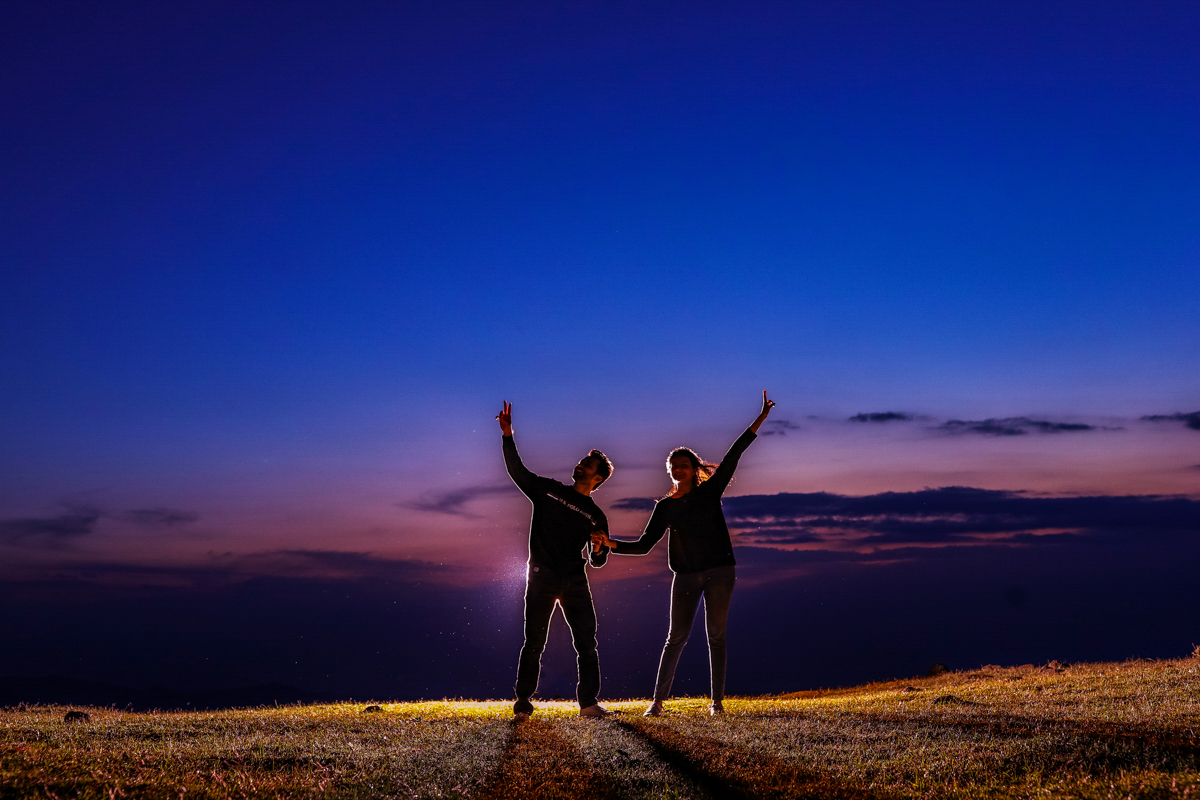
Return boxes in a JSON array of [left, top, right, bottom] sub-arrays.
[[701, 566, 737, 705], [651, 571, 704, 702]]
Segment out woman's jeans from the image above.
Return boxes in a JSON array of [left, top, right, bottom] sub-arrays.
[[653, 565, 736, 704]]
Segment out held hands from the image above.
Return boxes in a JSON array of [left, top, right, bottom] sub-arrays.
[[591, 531, 614, 553], [495, 401, 513, 436], [749, 390, 776, 433]]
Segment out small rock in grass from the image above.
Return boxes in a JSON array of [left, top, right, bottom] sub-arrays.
[[64, 710, 91, 723], [362, 705, 384, 713], [901, 686, 920, 693], [926, 663, 949, 677]]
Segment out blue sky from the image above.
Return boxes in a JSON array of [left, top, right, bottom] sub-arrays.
[[1, 1, 1198, 697]]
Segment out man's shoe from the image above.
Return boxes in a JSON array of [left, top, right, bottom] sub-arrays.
[[643, 702, 663, 717], [709, 703, 725, 716], [513, 700, 534, 721], [579, 704, 612, 718]]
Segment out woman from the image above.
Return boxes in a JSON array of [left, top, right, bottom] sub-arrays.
[[597, 391, 774, 716]]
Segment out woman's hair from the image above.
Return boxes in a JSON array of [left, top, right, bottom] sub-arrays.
[[665, 447, 719, 496]]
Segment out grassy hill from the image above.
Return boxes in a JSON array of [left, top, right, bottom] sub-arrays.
[[2, 657, 1198, 799]]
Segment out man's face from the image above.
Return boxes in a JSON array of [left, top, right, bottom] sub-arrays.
[[573, 456, 602, 486]]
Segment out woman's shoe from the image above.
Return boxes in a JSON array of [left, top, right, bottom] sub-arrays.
[[709, 703, 725, 716], [643, 701, 663, 717]]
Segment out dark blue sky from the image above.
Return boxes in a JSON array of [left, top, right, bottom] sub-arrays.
[[2, 1, 1198, 699]]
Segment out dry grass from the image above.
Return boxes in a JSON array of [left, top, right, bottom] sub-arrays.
[[665, 657, 1200, 799], [0, 701, 511, 799], [2, 658, 1198, 798]]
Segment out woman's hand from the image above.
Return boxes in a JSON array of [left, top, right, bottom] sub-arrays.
[[496, 401, 513, 436], [749, 390, 775, 433], [591, 531, 613, 552]]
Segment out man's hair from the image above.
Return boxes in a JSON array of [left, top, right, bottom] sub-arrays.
[[587, 449, 614, 487]]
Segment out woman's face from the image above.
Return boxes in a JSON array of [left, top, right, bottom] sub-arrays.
[[669, 455, 696, 487]]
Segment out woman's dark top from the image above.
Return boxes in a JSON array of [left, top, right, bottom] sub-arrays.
[[611, 428, 757, 574]]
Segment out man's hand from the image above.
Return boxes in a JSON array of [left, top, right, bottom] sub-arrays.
[[496, 401, 513, 436], [591, 531, 613, 552]]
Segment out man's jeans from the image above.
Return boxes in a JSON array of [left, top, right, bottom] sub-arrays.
[[514, 568, 600, 713], [652, 565, 736, 704]]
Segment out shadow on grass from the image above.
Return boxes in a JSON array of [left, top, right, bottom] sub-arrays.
[[619, 718, 890, 800], [477, 719, 620, 800]]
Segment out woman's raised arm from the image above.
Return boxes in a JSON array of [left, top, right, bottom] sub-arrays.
[[707, 391, 775, 495]]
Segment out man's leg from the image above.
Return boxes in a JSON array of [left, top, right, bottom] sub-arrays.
[[514, 571, 558, 715], [701, 566, 737, 706], [558, 574, 601, 709], [652, 571, 704, 703]]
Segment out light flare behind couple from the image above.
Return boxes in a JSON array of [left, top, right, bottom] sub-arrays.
[[496, 391, 775, 720]]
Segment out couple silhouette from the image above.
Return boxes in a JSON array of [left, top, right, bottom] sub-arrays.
[[496, 391, 775, 720]]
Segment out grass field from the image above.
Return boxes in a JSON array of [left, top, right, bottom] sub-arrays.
[[3, 657, 1199, 799]]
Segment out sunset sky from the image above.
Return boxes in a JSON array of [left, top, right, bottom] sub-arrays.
[[2, 1, 1198, 701]]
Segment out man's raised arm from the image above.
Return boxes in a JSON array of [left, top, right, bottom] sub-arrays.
[[497, 400, 537, 495]]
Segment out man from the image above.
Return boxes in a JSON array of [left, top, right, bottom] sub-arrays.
[[496, 400, 613, 720]]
